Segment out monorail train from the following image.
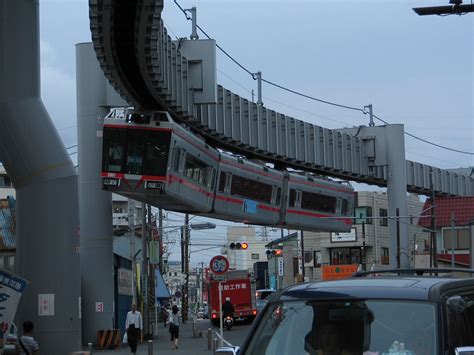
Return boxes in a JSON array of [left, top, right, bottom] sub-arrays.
[[101, 109, 355, 232]]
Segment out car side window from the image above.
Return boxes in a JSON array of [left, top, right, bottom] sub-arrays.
[[446, 293, 474, 352]]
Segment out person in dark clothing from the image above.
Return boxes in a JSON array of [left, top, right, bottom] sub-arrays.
[[222, 297, 235, 318]]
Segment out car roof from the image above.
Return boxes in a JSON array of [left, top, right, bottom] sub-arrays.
[[271, 276, 474, 302]]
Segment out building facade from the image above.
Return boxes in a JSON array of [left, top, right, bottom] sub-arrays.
[[303, 192, 429, 281]]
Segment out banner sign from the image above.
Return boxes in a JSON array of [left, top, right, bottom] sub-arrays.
[[322, 264, 359, 281], [0, 270, 28, 351]]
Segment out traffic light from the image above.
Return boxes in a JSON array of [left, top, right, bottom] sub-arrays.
[[229, 242, 249, 250], [266, 249, 282, 258]]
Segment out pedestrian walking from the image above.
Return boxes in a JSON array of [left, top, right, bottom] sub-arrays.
[[18, 320, 39, 354], [125, 304, 143, 354], [168, 305, 180, 350]]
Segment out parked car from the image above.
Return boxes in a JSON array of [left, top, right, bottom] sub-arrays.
[[217, 269, 474, 355]]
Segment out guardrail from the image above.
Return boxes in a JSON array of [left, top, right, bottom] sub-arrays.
[[207, 327, 233, 353]]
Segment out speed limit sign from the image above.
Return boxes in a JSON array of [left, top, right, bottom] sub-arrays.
[[209, 255, 229, 275]]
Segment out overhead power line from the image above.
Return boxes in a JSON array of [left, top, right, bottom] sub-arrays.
[[173, 0, 474, 156]]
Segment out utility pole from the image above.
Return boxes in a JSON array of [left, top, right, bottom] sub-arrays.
[[396, 208, 400, 269], [362, 222, 367, 271], [147, 204, 153, 339], [451, 212, 456, 268], [159, 208, 164, 273], [128, 199, 136, 304], [182, 213, 190, 323], [141, 202, 149, 336], [300, 230, 305, 281], [430, 171, 438, 268]]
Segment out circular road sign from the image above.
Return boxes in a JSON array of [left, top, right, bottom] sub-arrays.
[[175, 290, 182, 299], [209, 255, 229, 275]]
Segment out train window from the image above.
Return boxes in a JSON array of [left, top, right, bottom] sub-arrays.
[[289, 189, 297, 207], [102, 127, 126, 172], [275, 187, 282, 205], [230, 175, 273, 204], [142, 131, 171, 176], [301, 191, 337, 214], [173, 147, 181, 172], [341, 199, 349, 214], [125, 130, 145, 175], [218, 172, 227, 193], [184, 154, 207, 185], [206, 167, 215, 188]]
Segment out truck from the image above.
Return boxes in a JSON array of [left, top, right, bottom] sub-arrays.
[[206, 270, 257, 325]]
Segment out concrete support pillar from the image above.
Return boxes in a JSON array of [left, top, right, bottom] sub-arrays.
[[76, 43, 115, 344], [76, 43, 126, 341], [0, 1, 80, 353], [385, 124, 409, 268]]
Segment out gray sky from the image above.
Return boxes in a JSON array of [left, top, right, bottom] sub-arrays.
[[38, 0, 473, 264]]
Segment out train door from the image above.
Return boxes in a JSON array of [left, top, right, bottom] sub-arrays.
[[167, 144, 183, 199], [214, 171, 230, 215], [286, 188, 301, 227]]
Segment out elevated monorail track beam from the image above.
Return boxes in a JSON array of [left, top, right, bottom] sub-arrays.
[[89, 0, 473, 197]]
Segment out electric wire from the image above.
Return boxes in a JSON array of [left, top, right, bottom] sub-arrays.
[[372, 114, 474, 155]]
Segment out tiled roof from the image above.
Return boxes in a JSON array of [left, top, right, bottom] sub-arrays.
[[419, 196, 474, 228], [438, 253, 470, 267], [0, 199, 16, 249]]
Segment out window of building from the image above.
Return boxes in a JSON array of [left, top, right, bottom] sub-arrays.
[[379, 208, 388, 227], [304, 251, 313, 264], [251, 253, 260, 260], [230, 175, 273, 204], [381, 247, 389, 265], [301, 191, 337, 214], [314, 251, 322, 268], [330, 247, 362, 265], [443, 227, 470, 251], [366, 207, 373, 224]]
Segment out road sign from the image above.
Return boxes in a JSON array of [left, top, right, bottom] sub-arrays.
[[209, 255, 229, 275], [175, 290, 182, 299], [213, 274, 227, 282]]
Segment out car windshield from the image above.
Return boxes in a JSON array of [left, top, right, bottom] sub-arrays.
[[245, 300, 437, 355]]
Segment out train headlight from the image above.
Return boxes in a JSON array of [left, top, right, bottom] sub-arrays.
[[103, 178, 120, 187], [146, 181, 164, 190]]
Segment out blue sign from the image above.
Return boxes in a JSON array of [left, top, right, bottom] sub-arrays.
[[269, 275, 276, 290], [243, 199, 258, 214]]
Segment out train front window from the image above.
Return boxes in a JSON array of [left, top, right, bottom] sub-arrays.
[[102, 127, 126, 172], [125, 131, 144, 175], [142, 131, 171, 176]]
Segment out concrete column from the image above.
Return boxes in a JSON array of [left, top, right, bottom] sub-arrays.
[[385, 124, 409, 268], [282, 245, 294, 287], [76, 42, 126, 340], [0, 1, 80, 353], [76, 43, 114, 344]]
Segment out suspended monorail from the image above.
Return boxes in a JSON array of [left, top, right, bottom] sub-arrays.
[[101, 109, 355, 232]]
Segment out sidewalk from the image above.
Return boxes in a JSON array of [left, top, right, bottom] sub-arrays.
[[95, 320, 213, 355]]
